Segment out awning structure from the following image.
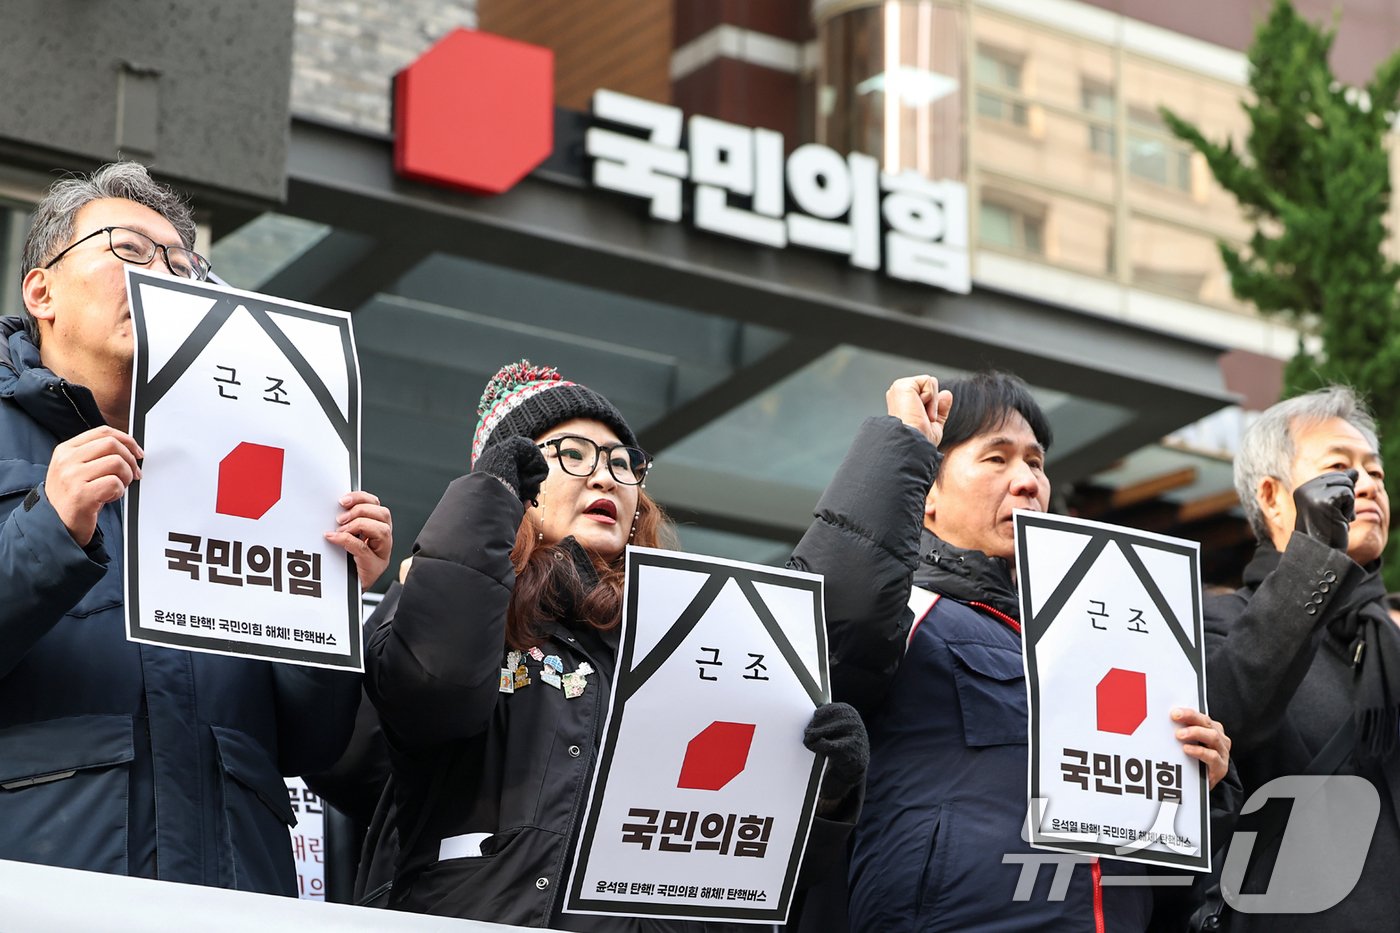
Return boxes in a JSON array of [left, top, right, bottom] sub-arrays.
[[206, 117, 1237, 571]]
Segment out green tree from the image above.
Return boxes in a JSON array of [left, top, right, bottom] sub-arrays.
[[1162, 0, 1400, 581]]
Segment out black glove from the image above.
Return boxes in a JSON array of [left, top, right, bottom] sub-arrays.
[[473, 435, 549, 505], [1292, 469, 1356, 550], [804, 702, 868, 804]]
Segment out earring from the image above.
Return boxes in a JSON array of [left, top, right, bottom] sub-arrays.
[[629, 519, 637, 540], [537, 528, 544, 543]]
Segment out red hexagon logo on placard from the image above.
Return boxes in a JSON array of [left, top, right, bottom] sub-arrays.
[[393, 28, 554, 195], [216, 442, 284, 520], [1096, 668, 1147, 735], [677, 721, 756, 791]]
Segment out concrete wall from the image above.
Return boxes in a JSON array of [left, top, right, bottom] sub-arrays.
[[0, 0, 296, 202]]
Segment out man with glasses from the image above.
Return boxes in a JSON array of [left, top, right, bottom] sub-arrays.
[[1199, 387, 1400, 930], [0, 162, 390, 895]]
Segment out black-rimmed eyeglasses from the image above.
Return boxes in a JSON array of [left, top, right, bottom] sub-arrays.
[[44, 226, 212, 281], [536, 435, 651, 485]]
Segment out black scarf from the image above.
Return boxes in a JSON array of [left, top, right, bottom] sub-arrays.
[[914, 530, 1021, 620], [1243, 541, 1400, 760]]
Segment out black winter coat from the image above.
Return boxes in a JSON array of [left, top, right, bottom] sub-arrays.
[[1205, 533, 1400, 931], [365, 416, 925, 929], [844, 532, 1161, 931]]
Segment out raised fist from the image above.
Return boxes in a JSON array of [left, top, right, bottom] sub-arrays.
[[1292, 469, 1356, 550]]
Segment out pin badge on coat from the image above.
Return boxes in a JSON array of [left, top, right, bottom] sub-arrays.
[[499, 647, 594, 698]]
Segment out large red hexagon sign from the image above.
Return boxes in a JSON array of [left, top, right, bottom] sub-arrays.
[[216, 442, 284, 520], [677, 721, 756, 792], [393, 28, 554, 195], [1096, 668, 1147, 735]]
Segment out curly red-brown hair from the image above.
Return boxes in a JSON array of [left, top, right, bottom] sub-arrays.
[[504, 488, 676, 651]]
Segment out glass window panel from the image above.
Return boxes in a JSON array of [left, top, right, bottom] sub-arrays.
[[1023, 213, 1045, 254], [1081, 78, 1116, 157], [979, 202, 1016, 249], [975, 47, 1019, 88], [1122, 104, 1192, 192], [1082, 79, 1114, 118], [1121, 56, 1252, 241], [971, 14, 1118, 203], [1128, 140, 1170, 187], [981, 180, 1113, 276], [974, 44, 1028, 128], [816, 4, 886, 158], [979, 199, 1045, 256], [973, 13, 1116, 114], [817, 1, 966, 179]]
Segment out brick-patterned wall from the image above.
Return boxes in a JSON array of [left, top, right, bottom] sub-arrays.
[[291, 0, 479, 134]]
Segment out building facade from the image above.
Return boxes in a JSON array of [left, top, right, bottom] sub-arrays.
[[2, 0, 1396, 582]]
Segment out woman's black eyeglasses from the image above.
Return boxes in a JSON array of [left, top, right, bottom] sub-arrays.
[[536, 435, 651, 485]]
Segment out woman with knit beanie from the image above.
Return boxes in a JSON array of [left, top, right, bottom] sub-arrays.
[[365, 360, 938, 930]]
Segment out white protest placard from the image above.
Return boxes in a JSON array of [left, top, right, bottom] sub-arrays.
[[564, 547, 828, 924], [124, 269, 362, 671], [1016, 511, 1210, 871], [286, 777, 326, 899]]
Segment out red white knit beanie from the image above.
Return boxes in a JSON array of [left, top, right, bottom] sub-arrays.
[[471, 360, 638, 466]]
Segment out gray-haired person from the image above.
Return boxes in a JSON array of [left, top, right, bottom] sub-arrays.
[[0, 162, 392, 893], [1203, 386, 1400, 929]]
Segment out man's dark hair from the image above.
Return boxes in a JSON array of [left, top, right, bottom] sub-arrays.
[[938, 371, 1053, 462]]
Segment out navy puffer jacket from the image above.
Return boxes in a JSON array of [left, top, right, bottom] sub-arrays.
[[0, 316, 359, 893], [794, 412, 1159, 931], [845, 531, 1154, 931]]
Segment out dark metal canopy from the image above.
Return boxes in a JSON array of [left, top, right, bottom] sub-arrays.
[[212, 116, 1237, 577]]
